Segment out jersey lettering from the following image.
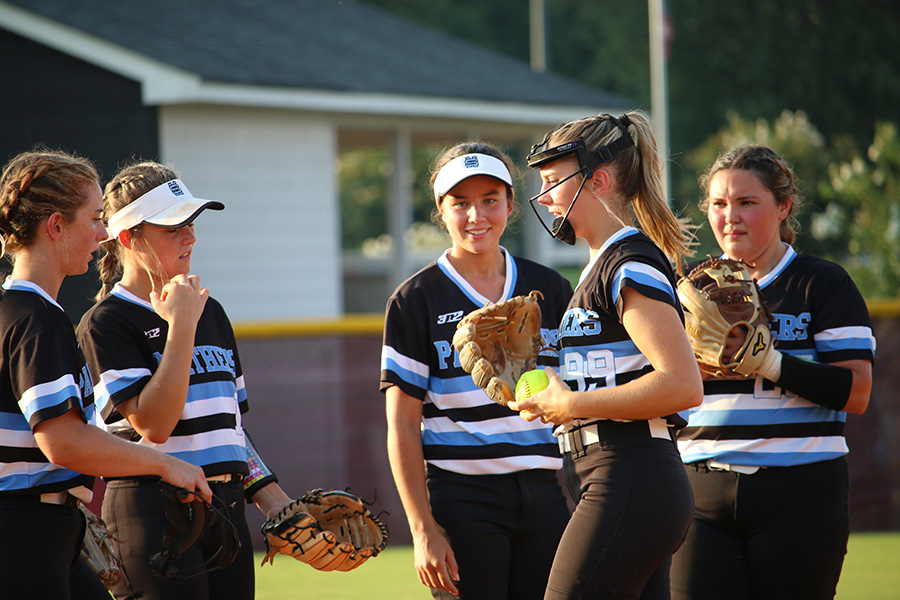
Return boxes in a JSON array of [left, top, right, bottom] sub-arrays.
[[559, 308, 602, 339], [772, 312, 811, 341], [434, 340, 458, 370], [436, 310, 464, 325]]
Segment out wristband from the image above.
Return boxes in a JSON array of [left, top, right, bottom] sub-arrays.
[[775, 353, 852, 411], [242, 429, 278, 502], [756, 348, 783, 382]]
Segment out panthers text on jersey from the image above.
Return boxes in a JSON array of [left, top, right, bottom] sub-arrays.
[[77, 284, 249, 478]]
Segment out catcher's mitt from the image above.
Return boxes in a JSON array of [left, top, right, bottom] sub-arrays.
[[261, 489, 388, 572], [79, 503, 123, 590], [677, 258, 775, 379], [452, 291, 544, 406]]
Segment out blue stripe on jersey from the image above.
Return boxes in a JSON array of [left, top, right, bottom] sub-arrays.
[[382, 347, 430, 391], [689, 449, 846, 466], [0, 465, 84, 492], [95, 367, 152, 413], [0, 411, 29, 430], [186, 380, 239, 405], [814, 331, 876, 353], [611, 263, 675, 305], [428, 374, 481, 395], [18, 375, 81, 421], [164, 443, 247, 468], [682, 405, 844, 427], [423, 428, 556, 447]]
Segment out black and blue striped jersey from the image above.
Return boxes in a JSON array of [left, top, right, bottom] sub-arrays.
[[678, 246, 877, 467], [77, 284, 249, 478], [380, 249, 572, 475], [558, 227, 684, 441], [0, 279, 95, 495]]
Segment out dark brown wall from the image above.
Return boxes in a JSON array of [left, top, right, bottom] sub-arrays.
[[0, 29, 159, 321], [233, 315, 899, 550]]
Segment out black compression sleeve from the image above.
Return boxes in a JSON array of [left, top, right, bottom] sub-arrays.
[[775, 353, 852, 411]]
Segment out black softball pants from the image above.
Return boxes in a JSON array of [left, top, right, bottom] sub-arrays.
[[0, 495, 109, 599], [670, 456, 850, 600], [426, 465, 570, 600], [103, 476, 255, 600], [545, 439, 694, 600]]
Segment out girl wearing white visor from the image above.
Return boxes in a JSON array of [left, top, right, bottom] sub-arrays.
[[77, 162, 291, 600], [381, 142, 572, 600]]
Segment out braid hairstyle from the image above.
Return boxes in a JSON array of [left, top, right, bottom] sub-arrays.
[[545, 111, 696, 268], [0, 149, 99, 260], [698, 145, 803, 245], [96, 161, 179, 300], [429, 141, 521, 232]]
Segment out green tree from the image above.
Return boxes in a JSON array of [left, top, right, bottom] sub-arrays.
[[819, 123, 900, 298]]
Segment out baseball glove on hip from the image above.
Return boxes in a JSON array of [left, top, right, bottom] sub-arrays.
[[677, 258, 775, 379], [261, 489, 388, 572], [452, 291, 544, 406], [79, 503, 123, 590]]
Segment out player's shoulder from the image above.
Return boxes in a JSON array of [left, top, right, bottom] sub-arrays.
[[0, 287, 66, 325], [387, 261, 442, 304], [786, 253, 849, 280]]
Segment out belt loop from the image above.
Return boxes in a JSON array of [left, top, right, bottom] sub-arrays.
[[571, 425, 587, 459]]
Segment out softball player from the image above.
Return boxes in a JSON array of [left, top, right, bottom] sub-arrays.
[[512, 111, 702, 600], [670, 146, 876, 600], [381, 142, 572, 600], [0, 150, 210, 599], [76, 161, 290, 600]]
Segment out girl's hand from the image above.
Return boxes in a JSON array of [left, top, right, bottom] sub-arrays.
[[508, 367, 575, 425], [150, 274, 209, 327]]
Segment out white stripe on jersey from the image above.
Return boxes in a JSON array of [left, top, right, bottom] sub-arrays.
[[424, 412, 550, 436], [130, 427, 245, 453], [679, 435, 849, 465], [611, 261, 675, 304], [814, 325, 877, 352], [381, 346, 429, 380], [18, 373, 80, 417], [430, 456, 563, 476]]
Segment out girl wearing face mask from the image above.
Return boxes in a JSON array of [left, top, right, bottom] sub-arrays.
[[513, 111, 702, 600]]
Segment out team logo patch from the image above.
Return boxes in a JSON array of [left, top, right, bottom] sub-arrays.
[[167, 181, 185, 196], [464, 155, 479, 169]]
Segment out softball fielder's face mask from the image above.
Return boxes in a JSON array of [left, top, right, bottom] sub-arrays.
[[526, 115, 635, 245], [149, 482, 241, 579]]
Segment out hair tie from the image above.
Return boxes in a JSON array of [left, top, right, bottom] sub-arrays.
[[618, 113, 632, 128]]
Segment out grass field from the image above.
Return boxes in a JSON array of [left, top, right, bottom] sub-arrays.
[[254, 531, 900, 599]]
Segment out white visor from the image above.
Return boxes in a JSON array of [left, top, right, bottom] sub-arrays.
[[433, 153, 513, 201], [106, 179, 224, 240]]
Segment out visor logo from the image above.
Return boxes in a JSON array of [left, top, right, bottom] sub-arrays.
[[167, 181, 185, 196], [464, 155, 479, 168]]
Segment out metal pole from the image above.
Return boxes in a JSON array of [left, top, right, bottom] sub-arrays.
[[648, 0, 670, 203], [530, 0, 546, 73], [388, 128, 413, 289]]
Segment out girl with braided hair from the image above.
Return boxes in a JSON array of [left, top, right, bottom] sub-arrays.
[[511, 111, 702, 599], [671, 145, 875, 600], [0, 149, 211, 598], [77, 161, 291, 599]]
